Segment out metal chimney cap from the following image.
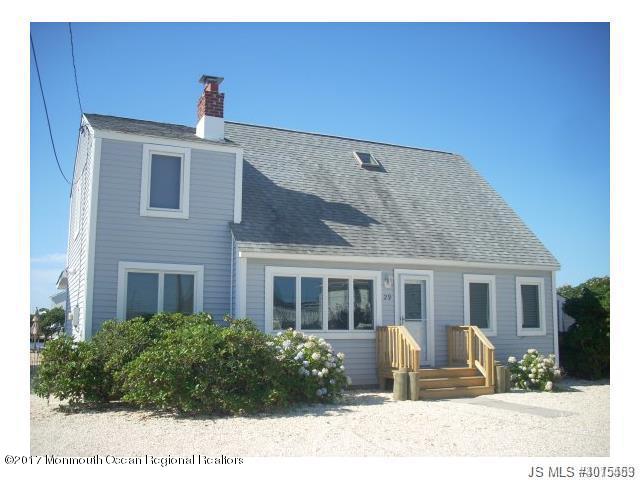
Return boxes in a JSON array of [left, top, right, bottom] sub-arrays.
[[199, 75, 224, 85]]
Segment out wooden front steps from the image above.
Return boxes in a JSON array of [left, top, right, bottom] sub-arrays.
[[377, 325, 497, 401], [415, 366, 494, 400]]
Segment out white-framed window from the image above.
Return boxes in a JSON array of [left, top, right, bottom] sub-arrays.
[[140, 144, 191, 219], [265, 266, 382, 339], [463, 274, 497, 336], [516, 276, 546, 336], [117, 262, 204, 320]]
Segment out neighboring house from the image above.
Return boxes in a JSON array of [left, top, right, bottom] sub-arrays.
[[64, 75, 560, 392], [50, 268, 68, 310], [49, 290, 66, 310], [556, 294, 577, 333]]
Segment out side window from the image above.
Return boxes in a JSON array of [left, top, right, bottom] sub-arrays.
[[516, 277, 547, 336], [118, 262, 203, 320], [149, 154, 182, 209], [140, 145, 190, 219], [463, 274, 497, 336]]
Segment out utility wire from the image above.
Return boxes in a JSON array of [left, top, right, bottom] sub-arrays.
[[68, 23, 83, 114], [30, 34, 71, 185]]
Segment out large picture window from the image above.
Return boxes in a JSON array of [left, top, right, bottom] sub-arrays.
[[265, 267, 381, 338], [140, 144, 191, 219], [516, 277, 547, 336], [117, 262, 203, 320], [463, 274, 497, 336]]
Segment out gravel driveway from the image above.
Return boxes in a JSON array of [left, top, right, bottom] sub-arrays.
[[30, 378, 609, 457]]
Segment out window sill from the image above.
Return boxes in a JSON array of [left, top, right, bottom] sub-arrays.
[[269, 330, 376, 340], [517, 328, 547, 337], [140, 208, 189, 219]]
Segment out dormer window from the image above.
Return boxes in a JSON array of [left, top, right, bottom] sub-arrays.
[[353, 151, 380, 168], [140, 144, 191, 219]]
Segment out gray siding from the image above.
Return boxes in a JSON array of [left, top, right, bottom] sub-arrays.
[[244, 258, 555, 385], [432, 268, 554, 366], [91, 138, 236, 333], [65, 127, 95, 340], [329, 339, 377, 385]]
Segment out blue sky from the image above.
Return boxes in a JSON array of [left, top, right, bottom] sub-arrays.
[[30, 22, 609, 310]]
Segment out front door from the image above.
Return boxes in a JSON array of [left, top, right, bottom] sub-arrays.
[[400, 275, 429, 365]]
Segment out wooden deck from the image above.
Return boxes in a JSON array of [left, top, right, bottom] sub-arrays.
[[376, 325, 496, 400]]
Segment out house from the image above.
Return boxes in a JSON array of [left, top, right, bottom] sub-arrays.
[[50, 268, 68, 311], [64, 75, 560, 398], [49, 290, 66, 310]]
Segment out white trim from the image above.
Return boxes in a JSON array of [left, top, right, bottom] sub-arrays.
[[238, 250, 559, 271], [235, 257, 247, 317], [92, 128, 243, 155], [310, 331, 376, 340], [116, 261, 204, 320], [233, 151, 243, 223], [140, 144, 191, 219], [264, 266, 382, 338], [463, 274, 498, 337], [82, 115, 95, 136], [394, 269, 435, 366], [83, 136, 101, 340], [552, 271, 560, 363], [515, 276, 547, 337], [195, 115, 224, 141]]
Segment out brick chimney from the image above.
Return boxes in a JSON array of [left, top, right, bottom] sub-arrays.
[[196, 75, 225, 141]]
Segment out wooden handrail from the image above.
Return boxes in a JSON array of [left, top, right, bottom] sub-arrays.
[[376, 326, 421, 375], [447, 325, 496, 387]]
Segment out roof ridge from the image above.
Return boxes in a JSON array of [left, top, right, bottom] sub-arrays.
[[226, 120, 458, 156]]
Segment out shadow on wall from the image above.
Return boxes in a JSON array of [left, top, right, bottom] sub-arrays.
[[232, 162, 380, 247]]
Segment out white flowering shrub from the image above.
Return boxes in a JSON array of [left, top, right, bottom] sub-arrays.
[[269, 329, 350, 402], [507, 349, 562, 391]]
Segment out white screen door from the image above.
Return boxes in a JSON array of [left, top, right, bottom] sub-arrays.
[[400, 275, 429, 365]]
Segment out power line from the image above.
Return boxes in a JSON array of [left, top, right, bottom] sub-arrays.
[[30, 34, 71, 185], [68, 23, 83, 114]]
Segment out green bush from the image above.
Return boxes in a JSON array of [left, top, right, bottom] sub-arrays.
[[91, 312, 213, 398], [269, 329, 349, 402], [507, 349, 561, 391], [35, 313, 214, 403], [121, 318, 287, 414], [34, 335, 109, 403], [558, 276, 610, 379], [35, 313, 350, 414]]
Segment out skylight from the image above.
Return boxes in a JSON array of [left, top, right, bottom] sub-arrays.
[[353, 151, 380, 168]]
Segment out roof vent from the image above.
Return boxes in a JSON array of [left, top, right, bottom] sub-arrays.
[[353, 151, 380, 168]]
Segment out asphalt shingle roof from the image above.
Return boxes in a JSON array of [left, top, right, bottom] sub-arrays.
[[85, 113, 236, 147], [85, 113, 559, 268]]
